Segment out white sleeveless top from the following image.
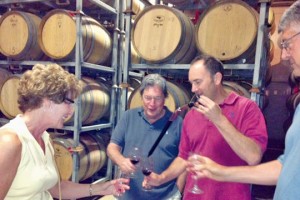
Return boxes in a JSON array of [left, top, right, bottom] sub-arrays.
[[3, 115, 58, 200]]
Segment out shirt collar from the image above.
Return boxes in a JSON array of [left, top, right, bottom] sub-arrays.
[[220, 92, 239, 106]]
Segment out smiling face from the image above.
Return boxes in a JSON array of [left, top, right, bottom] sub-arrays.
[[47, 99, 75, 129], [188, 60, 220, 101], [142, 85, 165, 123]]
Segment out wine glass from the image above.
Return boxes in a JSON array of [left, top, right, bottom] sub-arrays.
[[188, 94, 201, 108], [114, 168, 130, 198], [188, 152, 203, 194], [142, 157, 154, 191], [128, 146, 141, 177]]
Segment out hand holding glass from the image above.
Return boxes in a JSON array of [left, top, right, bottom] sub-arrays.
[[114, 169, 130, 198], [128, 146, 141, 177], [142, 157, 154, 191], [188, 152, 203, 194]]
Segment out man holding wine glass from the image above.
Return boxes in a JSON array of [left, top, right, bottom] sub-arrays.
[[107, 74, 184, 200], [146, 55, 268, 200]]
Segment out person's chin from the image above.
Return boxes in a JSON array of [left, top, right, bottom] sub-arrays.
[[146, 112, 157, 118], [55, 122, 64, 129]]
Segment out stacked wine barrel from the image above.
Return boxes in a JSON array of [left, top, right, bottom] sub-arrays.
[[52, 131, 111, 181], [132, 0, 263, 64]]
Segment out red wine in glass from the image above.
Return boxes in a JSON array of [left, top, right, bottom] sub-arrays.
[[142, 157, 154, 191], [130, 156, 140, 165], [128, 147, 141, 177], [142, 168, 152, 176]]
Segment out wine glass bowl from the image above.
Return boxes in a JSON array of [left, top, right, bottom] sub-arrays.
[[142, 168, 152, 176], [188, 152, 203, 194], [142, 157, 154, 191], [128, 146, 141, 177], [114, 168, 130, 198], [188, 94, 200, 108], [130, 156, 140, 165]]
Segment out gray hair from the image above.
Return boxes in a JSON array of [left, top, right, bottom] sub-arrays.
[[278, 0, 300, 33], [139, 74, 168, 98]]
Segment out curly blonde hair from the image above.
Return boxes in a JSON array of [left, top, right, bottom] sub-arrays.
[[18, 63, 82, 112]]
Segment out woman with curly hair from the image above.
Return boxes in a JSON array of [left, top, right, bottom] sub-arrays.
[[0, 63, 129, 200]]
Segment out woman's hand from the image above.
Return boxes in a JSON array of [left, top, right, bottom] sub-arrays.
[[97, 178, 130, 196]]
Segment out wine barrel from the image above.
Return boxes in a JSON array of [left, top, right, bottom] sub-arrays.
[[0, 68, 12, 116], [127, 78, 142, 101], [268, 7, 275, 35], [64, 77, 110, 125], [131, 43, 141, 64], [122, 40, 141, 64], [0, 75, 22, 119], [0, 11, 44, 60], [195, 0, 258, 62], [223, 81, 251, 98], [53, 133, 108, 181], [132, 5, 196, 64], [128, 80, 191, 112], [0, 68, 11, 87], [133, 0, 146, 17], [224, 81, 269, 110], [269, 39, 274, 62], [38, 9, 112, 64]]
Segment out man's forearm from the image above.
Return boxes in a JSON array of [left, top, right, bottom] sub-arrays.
[[160, 157, 187, 185], [224, 160, 281, 185], [107, 143, 124, 166]]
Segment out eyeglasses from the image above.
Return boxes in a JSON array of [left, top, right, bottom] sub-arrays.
[[63, 97, 74, 104], [280, 31, 300, 53], [143, 95, 164, 102]]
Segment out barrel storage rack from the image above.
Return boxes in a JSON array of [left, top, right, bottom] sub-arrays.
[[119, 0, 272, 116], [0, 0, 273, 190], [0, 0, 121, 185]]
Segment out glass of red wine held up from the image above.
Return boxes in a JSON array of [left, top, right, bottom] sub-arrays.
[[188, 94, 201, 108], [142, 157, 154, 191], [128, 146, 141, 178]]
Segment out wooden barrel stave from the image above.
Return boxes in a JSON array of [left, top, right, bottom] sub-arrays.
[[38, 9, 112, 64], [0, 11, 44, 60], [223, 81, 251, 98], [195, 0, 258, 62], [132, 5, 196, 64], [53, 133, 107, 181], [0, 76, 22, 119], [64, 77, 110, 125]]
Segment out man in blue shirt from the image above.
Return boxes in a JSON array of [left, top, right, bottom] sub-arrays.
[[107, 74, 184, 199]]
